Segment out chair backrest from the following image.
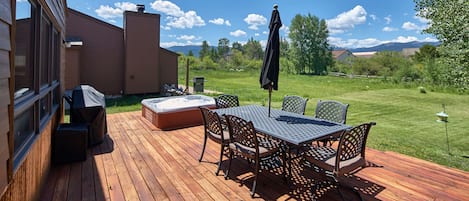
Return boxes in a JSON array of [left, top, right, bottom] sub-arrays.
[[215, 94, 240, 109], [200, 107, 225, 141], [335, 122, 375, 175], [281, 95, 308, 115], [224, 115, 258, 155], [314, 100, 349, 124]]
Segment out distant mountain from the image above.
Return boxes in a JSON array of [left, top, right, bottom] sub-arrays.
[[168, 41, 441, 56], [347, 41, 440, 52], [167, 45, 204, 57]]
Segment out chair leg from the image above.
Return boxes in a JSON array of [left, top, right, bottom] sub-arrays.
[[198, 134, 208, 162], [224, 150, 233, 180], [215, 144, 224, 176], [251, 160, 260, 198], [281, 151, 287, 183]]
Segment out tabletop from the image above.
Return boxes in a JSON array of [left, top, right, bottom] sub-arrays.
[[215, 105, 351, 145]]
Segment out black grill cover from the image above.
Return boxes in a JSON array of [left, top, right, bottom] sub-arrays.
[[70, 85, 107, 146]]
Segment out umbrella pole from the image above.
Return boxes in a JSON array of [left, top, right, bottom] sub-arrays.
[[268, 85, 272, 117]]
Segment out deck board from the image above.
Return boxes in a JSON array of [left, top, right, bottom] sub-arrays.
[[40, 111, 469, 201]]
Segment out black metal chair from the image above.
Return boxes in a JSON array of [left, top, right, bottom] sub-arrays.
[[199, 107, 230, 176], [224, 114, 286, 197], [215, 94, 240, 109], [314, 100, 349, 146], [304, 122, 375, 200], [281, 95, 308, 115]]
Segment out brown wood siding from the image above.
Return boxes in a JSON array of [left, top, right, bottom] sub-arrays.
[[0, 51, 9, 78], [0, 115, 55, 201], [44, 0, 65, 30], [0, 22, 10, 51], [66, 9, 125, 95], [124, 11, 160, 94], [159, 48, 178, 86], [0, 0, 11, 197], [0, 0, 12, 25]]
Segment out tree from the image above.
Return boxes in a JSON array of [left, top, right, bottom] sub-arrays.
[[217, 38, 230, 60], [279, 37, 290, 58], [199, 40, 210, 60], [232, 41, 244, 53], [243, 38, 263, 60], [414, 0, 469, 89], [289, 14, 332, 75], [209, 47, 219, 61], [187, 50, 194, 57], [412, 44, 439, 63]]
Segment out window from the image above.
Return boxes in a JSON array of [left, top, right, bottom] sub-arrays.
[[39, 94, 50, 124], [40, 16, 51, 88], [14, 1, 35, 100], [13, 108, 35, 155], [13, 0, 61, 166]]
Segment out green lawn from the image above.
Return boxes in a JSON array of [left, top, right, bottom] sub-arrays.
[[108, 69, 469, 171]]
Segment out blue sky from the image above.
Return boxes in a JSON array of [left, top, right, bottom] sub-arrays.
[[56, 0, 436, 48]]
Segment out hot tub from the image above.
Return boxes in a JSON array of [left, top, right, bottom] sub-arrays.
[[141, 95, 216, 130]]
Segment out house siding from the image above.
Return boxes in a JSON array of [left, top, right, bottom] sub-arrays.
[[0, 0, 12, 196], [1, 0, 65, 200], [66, 9, 125, 95], [124, 11, 161, 94]]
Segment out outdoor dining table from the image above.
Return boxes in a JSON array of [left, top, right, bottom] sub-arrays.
[[215, 105, 351, 179]]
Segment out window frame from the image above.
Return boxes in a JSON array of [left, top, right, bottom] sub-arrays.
[[13, 0, 61, 169]]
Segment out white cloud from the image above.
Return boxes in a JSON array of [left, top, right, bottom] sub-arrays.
[[382, 26, 398, 32], [259, 40, 267, 48], [327, 5, 367, 34], [414, 14, 430, 24], [150, 0, 183, 17], [17, 0, 28, 2], [177, 35, 197, 40], [150, 0, 205, 29], [209, 18, 224, 25], [255, 33, 260, 36], [160, 41, 202, 48], [244, 14, 267, 30], [262, 31, 268, 35], [280, 25, 290, 35], [402, 21, 424, 31], [384, 15, 392, 24], [230, 29, 247, 37], [369, 14, 377, 21], [95, 2, 137, 19], [209, 18, 231, 26], [161, 25, 171, 30], [393, 36, 419, 43], [421, 37, 439, 42], [167, 11, 205, 29]]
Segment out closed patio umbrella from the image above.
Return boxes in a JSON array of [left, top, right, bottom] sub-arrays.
[[260, 4, 282, 117]]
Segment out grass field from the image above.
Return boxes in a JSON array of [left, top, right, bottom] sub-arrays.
[[107, 69, 469, 171]]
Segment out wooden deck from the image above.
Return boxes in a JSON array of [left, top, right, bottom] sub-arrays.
[[40, 111, 469, 201]]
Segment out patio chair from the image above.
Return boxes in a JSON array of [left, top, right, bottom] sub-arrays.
[[224, 114, 286, 197], [314, 100, 349, 146], [281, 95, 308, 115], [304, 122, 375, 200], [199, 107, 230, 176], [215, 94, 240, 109]]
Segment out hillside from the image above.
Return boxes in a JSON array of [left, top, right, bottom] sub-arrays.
[[168, 41, 440, 56], [348, 41, 440, 52]]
